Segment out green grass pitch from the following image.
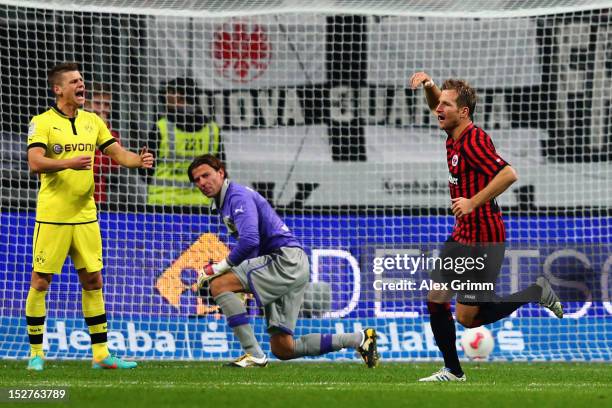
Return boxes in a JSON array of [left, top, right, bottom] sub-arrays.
[[1, 360, 610, 407]]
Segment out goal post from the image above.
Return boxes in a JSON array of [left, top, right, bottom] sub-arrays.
[[0, 0, 610, 361]]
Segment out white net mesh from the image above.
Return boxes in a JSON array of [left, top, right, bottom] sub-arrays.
[[6, 0, 612, 17], [0, 0, 610, 361]]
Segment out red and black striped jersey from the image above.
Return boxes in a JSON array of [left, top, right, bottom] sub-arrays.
[[446, 124, 508, 243]]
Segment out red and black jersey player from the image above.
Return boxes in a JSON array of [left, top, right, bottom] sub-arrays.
[[409, 72, 564, 382]]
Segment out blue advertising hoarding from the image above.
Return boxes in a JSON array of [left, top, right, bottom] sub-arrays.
[[1, 212, 610, 361]]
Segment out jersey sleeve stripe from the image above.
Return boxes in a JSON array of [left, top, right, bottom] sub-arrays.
[[98, 138, 117, 152], [462, 129, 492, 174], [27, 142, 47, 150], [465, 131, 498, 176], [469, 144, 496, 175], [473, 131, 505, 173], [472, 130, 500, 174]]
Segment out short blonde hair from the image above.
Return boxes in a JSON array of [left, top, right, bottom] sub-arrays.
[[442, 79, 477, 119]]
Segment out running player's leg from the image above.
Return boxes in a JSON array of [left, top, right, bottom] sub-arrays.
[[422, 240, 464, 379], [456, 243, 561, 328], [422, 289, 463, 379]]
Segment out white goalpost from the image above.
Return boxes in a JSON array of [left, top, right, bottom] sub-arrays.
[[0, 0, 610, 361]]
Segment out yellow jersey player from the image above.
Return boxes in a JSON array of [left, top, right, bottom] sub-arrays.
[[25, 62, 154, 371]]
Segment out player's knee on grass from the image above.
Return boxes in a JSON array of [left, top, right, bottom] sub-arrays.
[[270, 333, 295, 360]]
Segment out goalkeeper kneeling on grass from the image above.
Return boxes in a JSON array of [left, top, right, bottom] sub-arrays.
[[188, 154, 378, 368]]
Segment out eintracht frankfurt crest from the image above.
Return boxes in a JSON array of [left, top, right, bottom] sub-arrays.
[[212, 22, 272, 83]]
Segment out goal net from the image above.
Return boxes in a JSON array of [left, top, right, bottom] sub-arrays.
[[0, 0, 610, 361]]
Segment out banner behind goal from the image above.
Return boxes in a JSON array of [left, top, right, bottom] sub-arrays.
[[0, 0, 610, 361]]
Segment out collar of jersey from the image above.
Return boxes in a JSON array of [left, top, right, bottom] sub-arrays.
[[449, 122, 474, 143], [51, 104, 79, 119], [211, 179, 231, 212]]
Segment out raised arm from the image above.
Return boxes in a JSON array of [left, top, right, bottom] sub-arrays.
[[103, 143, 154, 169], [410, 71, 442, 113]]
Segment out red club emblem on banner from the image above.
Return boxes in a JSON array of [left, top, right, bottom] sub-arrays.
[[212, 22, 272, 83]]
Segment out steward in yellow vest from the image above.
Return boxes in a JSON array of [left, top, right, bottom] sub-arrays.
[[147, 77, 223, 205]]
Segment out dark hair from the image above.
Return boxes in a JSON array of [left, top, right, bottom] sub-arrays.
[[163, 77, 203, 106], [48, 62, 80, 87], [441, 79, 477, 119], [187, 154, 227, 182]]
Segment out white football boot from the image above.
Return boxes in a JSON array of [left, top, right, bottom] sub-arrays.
[[418, 367, 466, 382]]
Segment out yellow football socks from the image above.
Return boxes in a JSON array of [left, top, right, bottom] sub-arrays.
[[82, 289, 109, 361], [25, 287, 47, 358]]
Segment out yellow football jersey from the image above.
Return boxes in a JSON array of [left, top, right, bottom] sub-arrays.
[[27, 107, 116, 223]]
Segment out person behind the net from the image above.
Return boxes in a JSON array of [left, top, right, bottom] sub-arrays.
[[146, 77, 223, 206], [409, 72, 563, 382], [25, 62, 154, 371], [84, 82, 121, 204], [189, 154, 378, 368]]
